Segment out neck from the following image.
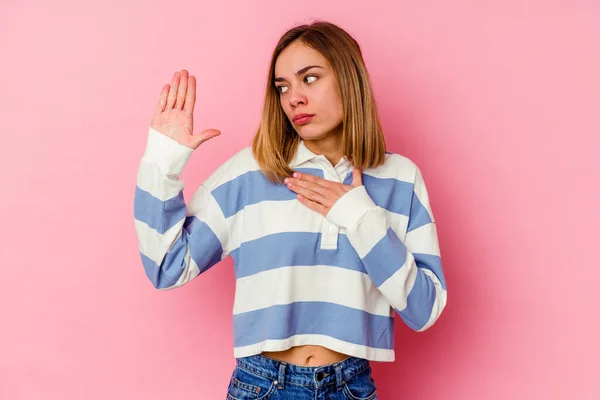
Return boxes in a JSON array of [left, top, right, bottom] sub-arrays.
[[303, 127, 344, 166]]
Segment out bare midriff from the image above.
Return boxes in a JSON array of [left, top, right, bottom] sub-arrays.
[[261, 345, 350, 366]]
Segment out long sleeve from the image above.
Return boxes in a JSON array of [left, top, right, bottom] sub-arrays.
[[326, 166, 447, 331], [134, 127, 231, 290]]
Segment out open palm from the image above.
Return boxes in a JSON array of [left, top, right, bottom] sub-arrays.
[[150, 69, 221, 150]]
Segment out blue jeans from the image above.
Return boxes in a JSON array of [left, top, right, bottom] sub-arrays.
[[226, 354, 378, 400]]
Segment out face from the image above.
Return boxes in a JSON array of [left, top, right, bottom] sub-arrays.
[[274, 41, 344, 142]]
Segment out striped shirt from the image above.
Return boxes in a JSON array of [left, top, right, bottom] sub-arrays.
[[134, 126, 447, 362]]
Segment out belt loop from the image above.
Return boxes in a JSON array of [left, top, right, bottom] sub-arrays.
[[335, 363, 344, 390], [277, 362, 286, 389]]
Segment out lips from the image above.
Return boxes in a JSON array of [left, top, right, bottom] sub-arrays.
[[293, 114, 314, 124]]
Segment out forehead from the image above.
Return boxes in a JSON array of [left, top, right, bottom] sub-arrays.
[[274, 41, 329, 76]]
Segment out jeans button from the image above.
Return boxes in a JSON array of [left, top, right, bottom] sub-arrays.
[[316, 371, 324, 381]]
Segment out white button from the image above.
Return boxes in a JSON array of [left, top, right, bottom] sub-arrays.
[[320, 221, 339, 250]]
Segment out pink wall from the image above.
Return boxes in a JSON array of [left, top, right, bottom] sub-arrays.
[[1, 1, 598, 399]]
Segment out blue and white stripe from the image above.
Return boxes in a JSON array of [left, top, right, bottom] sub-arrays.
[[134, 126, 447, 361]]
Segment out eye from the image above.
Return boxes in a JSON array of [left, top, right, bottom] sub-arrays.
[[275, 75, 317, 94]]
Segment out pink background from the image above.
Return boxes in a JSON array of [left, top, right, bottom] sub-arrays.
[[1, 1, 599, 399]]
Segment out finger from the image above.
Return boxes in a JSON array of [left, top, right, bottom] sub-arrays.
[[175, 69, 188, 110], [166, 71, 180, 109], [155, 84, 169, 114], [293, 176, 345, 199], [298, 194, 328, 216], [191, 128, 222, 148], [351, 168, 363, 187], [293, 171, 330, 187], [290, 178, 323, 196], [287, 181, 330, 206], [183, 75, 196, 115]]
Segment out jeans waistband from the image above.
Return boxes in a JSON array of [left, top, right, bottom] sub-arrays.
[[235, 354, 371, 389]]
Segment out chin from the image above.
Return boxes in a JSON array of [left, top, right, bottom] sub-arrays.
[[296, 131, 322, 141], [295, 126, 334, 141]]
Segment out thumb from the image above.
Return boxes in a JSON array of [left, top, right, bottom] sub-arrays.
[[351, 167, 363, 187], [191, 128, 221, 149]]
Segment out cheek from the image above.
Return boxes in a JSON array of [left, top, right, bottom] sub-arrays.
[[280, 98, 292, 119], [318, 87, 343, 121]]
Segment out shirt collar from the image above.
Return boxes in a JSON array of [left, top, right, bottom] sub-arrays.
[[289, 139, 350, 169]]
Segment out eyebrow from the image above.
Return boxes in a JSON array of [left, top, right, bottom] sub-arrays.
[[274, 65, 324, 83]]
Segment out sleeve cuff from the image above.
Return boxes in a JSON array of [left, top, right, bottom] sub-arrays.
[[325, 185, 378, 230], [142, 126, 194, 178]]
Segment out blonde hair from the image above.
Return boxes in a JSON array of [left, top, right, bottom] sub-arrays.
[[252, 20, 387, 184]]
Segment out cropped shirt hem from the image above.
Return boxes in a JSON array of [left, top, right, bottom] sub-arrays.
[[232, 334, 395, 362]]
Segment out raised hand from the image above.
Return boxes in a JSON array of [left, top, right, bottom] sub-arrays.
[[150, 69, 221, 150]]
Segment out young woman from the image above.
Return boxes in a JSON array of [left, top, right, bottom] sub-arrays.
[[134, 21, 447, 400]]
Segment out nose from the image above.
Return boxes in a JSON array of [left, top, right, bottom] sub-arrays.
[[289, 86, 307, 108]]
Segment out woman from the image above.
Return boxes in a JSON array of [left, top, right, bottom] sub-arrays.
[[134, 21, 447, 399]]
